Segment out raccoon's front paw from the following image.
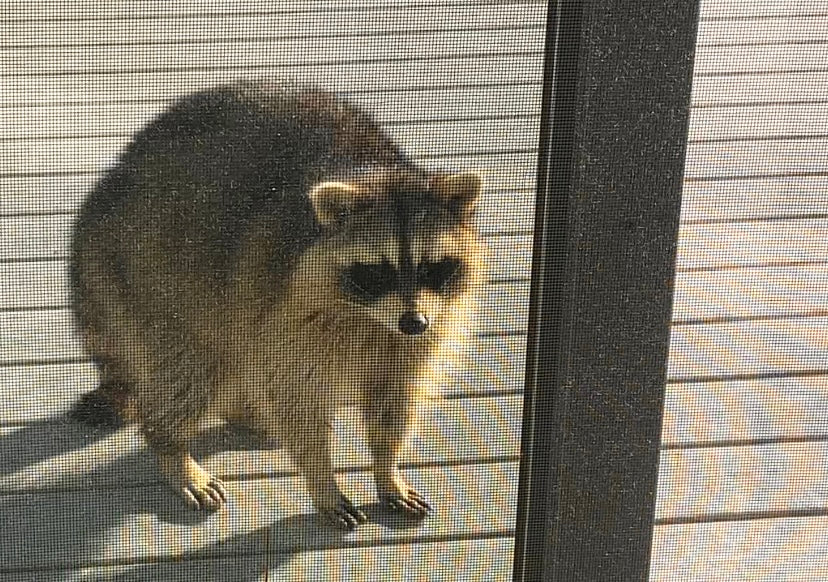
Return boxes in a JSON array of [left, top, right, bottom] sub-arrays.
[[315, 491, 368, 530], [180, 474, 228, 511], [377, 475, 434, 517], [158, 453, 228, 511]]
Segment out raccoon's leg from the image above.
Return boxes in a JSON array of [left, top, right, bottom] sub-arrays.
[[267, 408, 367, 529], [71, 281, 138, 427], [364, 384, 433, 517], [137, 358, 228, 511], [142, 414, 228, 511]]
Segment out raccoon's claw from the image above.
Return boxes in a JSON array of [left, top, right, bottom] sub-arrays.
[[383, 487, 434, 517], [319, 495, 368, 530], [181, 477, 228, 511]]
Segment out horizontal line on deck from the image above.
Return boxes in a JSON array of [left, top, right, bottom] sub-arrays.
[[0, 0, 540, 23], [691, 98, 828, 109], [0, 256, 73, 265], [0, 79, 544, 110], [3, 23, 544, 50], [676, 259, 828, 274], [662, 432, 828, 452], [689, 133, 828, 145], [0, 357, 90, 368], [0, 305, 66, 314], [672, 310, 828, 327], [696, 66, 828, 79], [446, 387, 524, 401], [698, 11, 828, 23], [0, 49, 544, 79], [0, 210, 76, 219], [684, 170, 828, 183], [667, 369, 828, 386], [655, 506, 828, 527], [0, 113, 541, 144], [681, 213, 828, 226], [698, 39, 828, 50]]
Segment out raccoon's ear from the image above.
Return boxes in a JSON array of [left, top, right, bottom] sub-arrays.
[[434, 172, 483, 220], [308, 181, 361, 225]]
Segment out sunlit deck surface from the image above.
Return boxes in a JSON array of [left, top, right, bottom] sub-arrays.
[[1, 1, 827, 579]]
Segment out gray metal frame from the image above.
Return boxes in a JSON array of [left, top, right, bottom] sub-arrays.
[[514, 1, 701, 579]]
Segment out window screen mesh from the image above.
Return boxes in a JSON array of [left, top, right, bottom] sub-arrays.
[[1, 2, 543, 579], [650, 1, 828, 579]]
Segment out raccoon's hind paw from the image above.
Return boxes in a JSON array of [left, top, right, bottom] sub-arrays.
[[317, 493, 368, 530], [68, 388, 124, 428]]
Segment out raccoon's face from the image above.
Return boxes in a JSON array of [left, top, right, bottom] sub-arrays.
[[339, 248, 466, 336], [309, 169, 483, 337]]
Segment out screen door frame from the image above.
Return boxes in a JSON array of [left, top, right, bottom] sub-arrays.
[[513, 1, 701, 579]]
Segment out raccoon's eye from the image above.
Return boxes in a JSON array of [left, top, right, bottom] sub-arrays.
[[418, 257, 463, 292], [341, 260, 397, 302]]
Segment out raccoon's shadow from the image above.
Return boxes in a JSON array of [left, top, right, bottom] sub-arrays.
[[0, 413, 424, 574], [0, 414, 272, 519]]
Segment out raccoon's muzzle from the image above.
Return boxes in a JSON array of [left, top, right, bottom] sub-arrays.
[[398, 311, 429, 335]]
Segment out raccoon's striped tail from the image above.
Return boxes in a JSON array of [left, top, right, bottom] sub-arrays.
[[69, 383, 135, 428]]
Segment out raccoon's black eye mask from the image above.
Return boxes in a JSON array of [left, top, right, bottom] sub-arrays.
[[341, 257, 463, 303], [341, 260, 398, 303], [418, 257, 463, 292]]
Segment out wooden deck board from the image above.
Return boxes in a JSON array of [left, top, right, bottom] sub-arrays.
[[692, 71, 828, 107], [688, 102, 828, 141], [651, 516, 828, 582], [656, 440, 828, 522], [663, 375, 828, 447], [680, 175, 828, 223], [698, 15, 828, 45]]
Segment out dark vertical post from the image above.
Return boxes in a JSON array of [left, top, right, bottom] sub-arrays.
[[513, 1, 700, 580]]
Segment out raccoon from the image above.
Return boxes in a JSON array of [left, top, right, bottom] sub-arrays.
[[69, 80, 485, 529]]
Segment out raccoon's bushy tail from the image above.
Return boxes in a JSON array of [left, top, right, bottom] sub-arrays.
[[69, 383, 135, 428]]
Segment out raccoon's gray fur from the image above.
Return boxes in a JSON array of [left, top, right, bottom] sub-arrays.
[[70, 80, 485, 529]]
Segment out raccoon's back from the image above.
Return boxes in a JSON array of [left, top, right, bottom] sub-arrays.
[[71, 81, 407, 299]]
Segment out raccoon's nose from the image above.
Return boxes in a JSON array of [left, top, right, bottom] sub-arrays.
[[398, 311, 429, 335]]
